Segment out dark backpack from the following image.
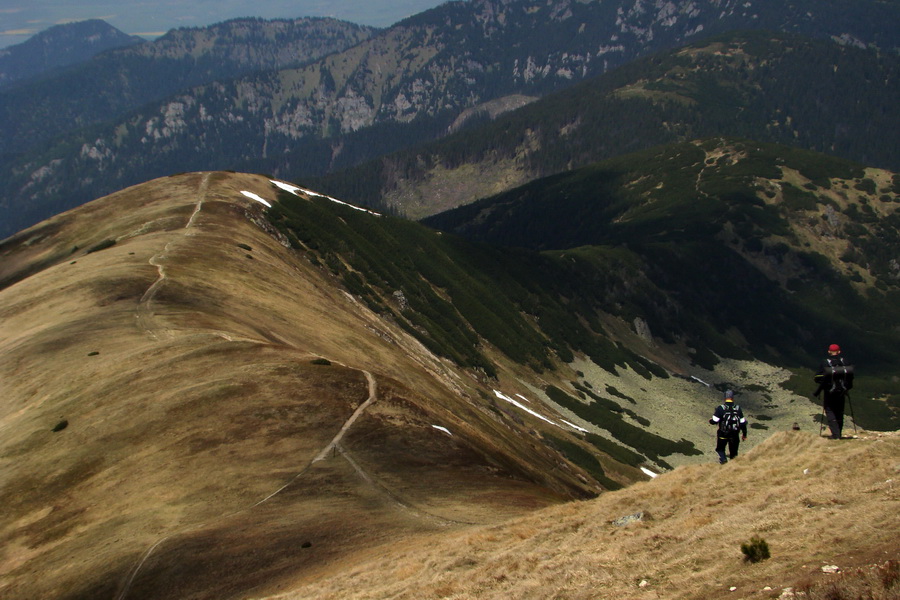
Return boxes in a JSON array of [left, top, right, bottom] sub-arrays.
[[824, 357, 855, 393], [719, 404, 741, 433]]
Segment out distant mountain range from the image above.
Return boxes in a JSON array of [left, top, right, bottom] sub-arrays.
[[2, 0, 900, 239], [310, 30, 900, 218], [0, 19, 143, 88], [0, 18, 378, 155]]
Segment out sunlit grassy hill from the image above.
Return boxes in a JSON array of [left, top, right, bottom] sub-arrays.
[[0, 172, 618, 600], [1, 168, 895, 600], [265, 430, 900, 600]]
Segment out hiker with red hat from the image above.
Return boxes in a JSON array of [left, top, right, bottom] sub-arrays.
[[814, 343, 855, 439]]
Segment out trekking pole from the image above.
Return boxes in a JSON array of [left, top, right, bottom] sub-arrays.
[[846, 392, 857, 435], [818, 398, 826, 437]]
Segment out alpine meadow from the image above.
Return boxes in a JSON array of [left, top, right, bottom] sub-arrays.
[[1, 1, 898, 600]]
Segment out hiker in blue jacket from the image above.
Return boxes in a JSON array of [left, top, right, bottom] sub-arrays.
[[709, 390, 747, 464]]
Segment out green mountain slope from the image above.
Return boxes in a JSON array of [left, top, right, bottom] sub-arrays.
[[423, 138, 900, 428], [309, 31, 900, 219]]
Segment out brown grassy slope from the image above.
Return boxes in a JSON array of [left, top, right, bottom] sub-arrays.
[[269, 431, 899, 600], [0, 172, 604, 600]]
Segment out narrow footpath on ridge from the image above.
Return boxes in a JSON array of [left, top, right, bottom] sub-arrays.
[[134, 172, 210, 341], [116, 367, 382, 600], [117, 174, 461, 600]]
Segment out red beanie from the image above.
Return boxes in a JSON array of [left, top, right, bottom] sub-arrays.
[[828, 344, 841, 352]]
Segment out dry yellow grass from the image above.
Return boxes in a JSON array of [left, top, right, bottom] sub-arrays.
[[1, 171, 894, 600], [267, 431, 899, 600], [0, 172, 595, 600]]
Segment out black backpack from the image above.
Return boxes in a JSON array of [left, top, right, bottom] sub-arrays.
[[719, 404, 741, 433], [824, 357, 855, 393]]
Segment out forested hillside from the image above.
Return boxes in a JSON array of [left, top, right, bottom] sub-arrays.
[[308, 31, 900, 218], [4, 0, 900, 240], [423, 138, 900, 429], [0, 18, 377, 155]]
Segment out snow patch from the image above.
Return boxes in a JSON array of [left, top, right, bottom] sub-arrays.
[[561, 419, 588, 433], [270, 179, 381, 216], [495, 391, 592, 433], [240, 191, 272, 208], [432, 425, 452, 436], [641, 467, 658, 478], [494, 390, 558, 427]]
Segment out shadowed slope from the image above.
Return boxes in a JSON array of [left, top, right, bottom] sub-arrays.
[[0, 172, 606, 600]]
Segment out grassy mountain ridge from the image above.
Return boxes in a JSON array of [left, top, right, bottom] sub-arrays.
[[308, 30, 900, 218], [5, 0, 900, 239], [0, 171, 653, 600], [1, 170, 894, 598]]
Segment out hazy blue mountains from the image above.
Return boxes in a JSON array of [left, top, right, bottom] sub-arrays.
[[0, 18, 377, 156], [0, 19, 143, 88], [3, 0, 900, 239], [309, 31, 900, 218]]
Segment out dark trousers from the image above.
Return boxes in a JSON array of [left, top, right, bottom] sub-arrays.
[[823, 391, 846, 439], [715, 433, 740, 464]]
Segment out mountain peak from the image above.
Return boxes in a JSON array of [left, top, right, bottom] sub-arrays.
[[0, 19, 143, 87]]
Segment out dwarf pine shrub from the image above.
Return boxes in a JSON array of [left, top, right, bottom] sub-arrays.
[[741, 536, 771, 563]]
